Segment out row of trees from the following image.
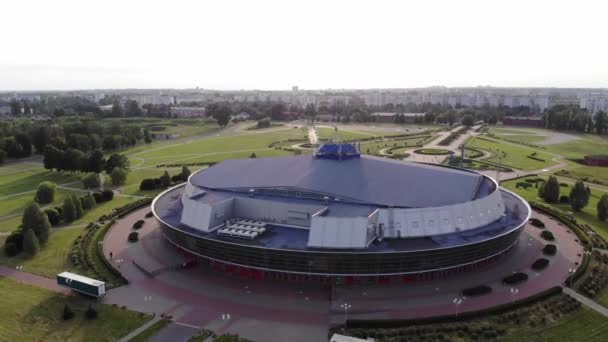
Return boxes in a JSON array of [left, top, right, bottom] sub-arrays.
[[139, 167, 191, 191], [44, 147, 129, 175], [545, 105, 606, 134], [539, 176, 591, 212], [0, 118, 149, 162]]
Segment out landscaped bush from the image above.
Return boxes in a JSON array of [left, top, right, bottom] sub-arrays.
[[560, 195, 570, 203], [543, 244, 557, 256], [4, 230, 23, 256], [461, 285, 492, 297], [44, 208, 63, 226], [503, 272, 529, 285], [85, 305, 98, 319], [82, 173, 100, 189], [532, 258, 550, 270], [529, 218, 545, 228], [133, 220, 145, 230], [516, 182, 533, 189], [93, 192, 103, 203], [145, 211, 153, 218], [140, 178, 161, 190], [101, 189, 114, 202], [62, 304, 75, 320], [541, 230, 555, 241], [128, 232, 139, 243]]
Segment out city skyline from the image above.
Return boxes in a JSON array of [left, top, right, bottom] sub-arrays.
[[2, 0, 608, 91]]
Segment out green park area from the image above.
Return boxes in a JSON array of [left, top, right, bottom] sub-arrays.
[[466, 136, 557, 170], [0, 277, 150, 342]]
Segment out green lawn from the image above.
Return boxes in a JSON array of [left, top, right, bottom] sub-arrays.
[[502, 177, 608, 238], [0, 167, 81, 197], [0, 276, 150, 342], [130, 319, 172, 342], [499, 307, 608, 341], [546, 134, 608, 159], [467, 136, 556, 170]]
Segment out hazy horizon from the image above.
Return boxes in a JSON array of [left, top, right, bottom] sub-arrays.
[[2, 0, 608, 91]]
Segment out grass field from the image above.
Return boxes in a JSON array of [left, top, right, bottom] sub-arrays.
[[502, 177, 608, 238], [0, 276, 151, 342], [129, 319, 172, 342], [467, 136, 556, 170], [499, 307, 608, 341]]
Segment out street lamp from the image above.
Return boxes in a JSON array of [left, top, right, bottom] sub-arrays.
[[510, 287, 519, 303], [569, 268, 577, 288], [341, 303, 352, 328]]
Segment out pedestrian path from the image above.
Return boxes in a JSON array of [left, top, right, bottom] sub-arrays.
[[0, 265, 69, 294], [117, 316, 162, 342], [562, 286, 608, 318]]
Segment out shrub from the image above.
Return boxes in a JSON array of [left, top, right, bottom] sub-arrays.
[[93, 192, 104, 203], [541, 230, 555, 241], [102, 189, 114, 202], [140, 178, 158, 191], [532, 258, 550, 270], [44, 208, 62, 226], [62, 304, 75, 320], [529, 218, 545, 228], [145, 211, 153, 218], [82, 193, 96, 210], [559, 195, 570, 203], [4, 242, 19, 257], [128, 232, 139, 242], [4, 230, 23, 255], [34, 181, 57, 204], [543, 244, 557, 256], [503, 272, 529, 285], [85, 305, 98, 319], [133, 220, 145, 230], [461, 285, 492, 297], [82, 173, 100, 189]]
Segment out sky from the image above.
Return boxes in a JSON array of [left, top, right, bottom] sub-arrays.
[[2, 0, 608, 91]]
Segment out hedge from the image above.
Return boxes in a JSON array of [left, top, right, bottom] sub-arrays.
[[543, 244, 557, 256], [461, 285, 492, 297], [343, 286, 563, 329], [133, 220, 145, 230], [128, 232, 139, 243], [503, 272, 529, 285], [529, 218, 545, 228], [532, 258, 550, 271], [540, 230, 555, 241]]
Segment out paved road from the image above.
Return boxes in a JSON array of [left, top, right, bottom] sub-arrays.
[[0, 265, 70, 294]]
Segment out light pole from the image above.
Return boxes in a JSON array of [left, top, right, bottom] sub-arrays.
[[453, 297, 463, 318], [569, 268, 577, 288], [510, 287, 519, 304], [341, 303, 352, 328]]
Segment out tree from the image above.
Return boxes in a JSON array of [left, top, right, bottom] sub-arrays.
[[596, 111, 606, 135], [160, 171, 171, 188], [110, 167, 128, 186], [82, 193, 96, 210], [22, 203, 51, 244], [62, 304, 75, 320], [461, 114, 474, 126], [125, 100, 143, 116], [304, 104, 317, 123], [208, 104, 232, 127], [104, 153, 129, 174], [62, 197, 77, 222], [180, 166, 191, 181], [569, 180, 590, 212], [23, 229, 40, 255], [34, 181, 57, 204], [85, 305, 98, 319], [111, 102, 123, 117], [83, 173, 100, 189], [598, 194, 608, 221], [250, 152, 257, 158], [88, 150, 105, 174], [71, 195, 83, 219], [541, 176, 560, 203], [143, 128, 152, 145]]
